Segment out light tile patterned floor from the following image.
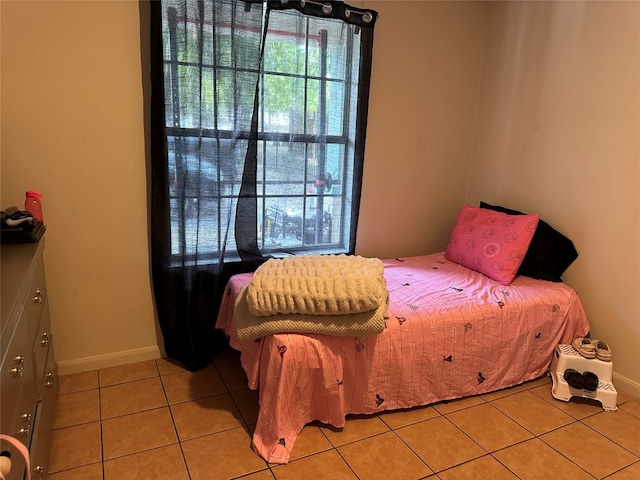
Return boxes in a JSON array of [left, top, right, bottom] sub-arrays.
[[48, 347, 640, 480]]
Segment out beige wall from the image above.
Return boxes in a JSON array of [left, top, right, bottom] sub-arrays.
[[467, 1, 640, 395], [1, 0, 161, 371], [356, 1, 487, 259], [2, 1, 638, 395]]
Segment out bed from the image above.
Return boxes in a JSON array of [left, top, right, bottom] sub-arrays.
[[216, 243, 589, 464], [215, 204, 587, 463]]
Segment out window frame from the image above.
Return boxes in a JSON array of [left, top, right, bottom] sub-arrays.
[[163, 4, 365, 261]]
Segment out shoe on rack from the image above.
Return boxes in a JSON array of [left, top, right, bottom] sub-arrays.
[[583, 371, 599, 391], [591, 339, 612, 362], [563, 368, 585, 389], [572, 337, 596, 359]]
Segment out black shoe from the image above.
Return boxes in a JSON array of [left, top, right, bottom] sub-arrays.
[[563, 368, 585, 389], [583, 371, 599, 391]]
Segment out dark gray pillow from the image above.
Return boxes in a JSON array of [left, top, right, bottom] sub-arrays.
[[479, 202, 578, 282]]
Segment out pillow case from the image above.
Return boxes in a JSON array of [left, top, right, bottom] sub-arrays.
[[445, 205, 539, 285], [480, 201, 578, 282]]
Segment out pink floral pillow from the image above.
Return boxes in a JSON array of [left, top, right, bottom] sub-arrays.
[[445, 205, 539, 285]]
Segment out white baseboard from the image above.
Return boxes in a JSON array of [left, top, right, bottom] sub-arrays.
[[613, 371, 640, 399], [56, 345, 163, 375]]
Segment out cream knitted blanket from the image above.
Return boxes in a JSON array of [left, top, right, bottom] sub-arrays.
[[246, 254, 387, 316], [235, 286, 387, 342]]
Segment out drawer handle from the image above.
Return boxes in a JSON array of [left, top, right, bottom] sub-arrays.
[[18, 425, 31, 436], [34, 465, 45, 477], [33, 288, 45, 304], [40, 332, 51, 347], [46, 371, 56, 388], [11, 356, 25, 378], [20, 413, 32, 422]]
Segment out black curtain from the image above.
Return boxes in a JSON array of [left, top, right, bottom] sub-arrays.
[[149, 0, 377, 371]]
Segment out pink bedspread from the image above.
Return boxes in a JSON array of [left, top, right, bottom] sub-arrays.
[[215, 252, 590, 464]]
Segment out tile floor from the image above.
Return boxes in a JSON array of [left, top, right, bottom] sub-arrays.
[[48, 347, 640, 480]]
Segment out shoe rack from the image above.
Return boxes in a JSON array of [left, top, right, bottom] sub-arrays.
[[549, 344, 617, 411]]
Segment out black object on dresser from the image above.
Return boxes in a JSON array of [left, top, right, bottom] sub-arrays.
[[1, 239, 58, 479]]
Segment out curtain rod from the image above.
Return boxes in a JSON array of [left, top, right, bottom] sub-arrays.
[[279, 0, 374, 23]]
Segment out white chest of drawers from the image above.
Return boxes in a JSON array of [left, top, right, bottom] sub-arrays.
[[1, 239, 58, 479]]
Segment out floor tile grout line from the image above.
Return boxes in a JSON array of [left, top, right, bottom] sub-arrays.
[[437, 414, 490, 471], [617, 402, 640, 420], [213, 362, 248, 425], [154, 359, 193, 480], [526, 381, 609, 421], [535, 427, 611, 480], [484, 396, 580, 437], [98, 377, 106, 480], [484, 407, 639, 480], [434, 452, 516, 479], [262, 402, 640, 478], [528, 384, 591, 418], [97, 362, 178, 476], [482, 394, 572, 440], [574, 414, 640, 460], [331, 443, 365, 480], [604, 460, 640, 479], [386, 425, 440, 475], [50, 359, 640, 480], [442, 400, 529, 452]]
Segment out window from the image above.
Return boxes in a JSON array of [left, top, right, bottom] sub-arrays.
[[159, 0, 375, 260]]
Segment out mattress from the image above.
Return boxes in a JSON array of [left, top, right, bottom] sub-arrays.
[[215, 252, 590, 464]]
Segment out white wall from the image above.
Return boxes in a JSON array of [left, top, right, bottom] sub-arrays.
[[467, 0, 640, 396]]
